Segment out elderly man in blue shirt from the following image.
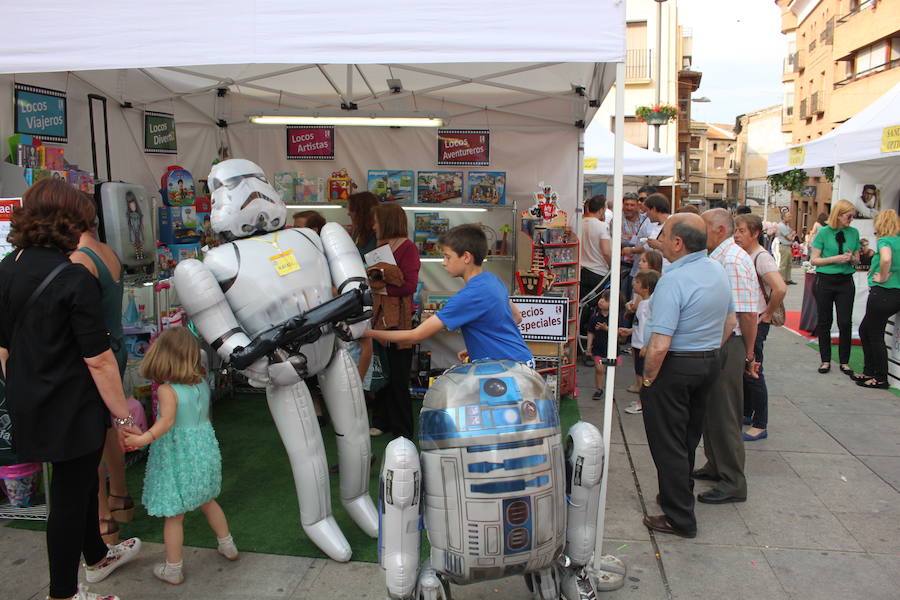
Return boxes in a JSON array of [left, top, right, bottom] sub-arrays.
[[640, 213, 735, 539]]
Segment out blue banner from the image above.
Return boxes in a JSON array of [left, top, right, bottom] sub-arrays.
[[14, 84, 67, 143]]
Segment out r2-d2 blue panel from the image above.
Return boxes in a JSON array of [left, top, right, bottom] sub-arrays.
[[419, 360, 565, 585]]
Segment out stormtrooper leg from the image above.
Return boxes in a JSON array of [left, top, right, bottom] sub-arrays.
[[318, 346, 379, 537], [266, 380, 351, 562], [380, 437, 421, 600]]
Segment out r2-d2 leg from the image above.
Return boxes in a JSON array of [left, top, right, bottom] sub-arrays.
[[318, 345, 379, 537], [380, 437, 422, 600], [266, 380, 352, 562], [560, 421, 625, 597]]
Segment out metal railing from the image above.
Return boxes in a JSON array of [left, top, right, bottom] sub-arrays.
[[820, 18, 834, 44], [625, 49, 652, 80], [809, 39, 817, 53], [811, 91, 820, 115], [837, 0, 875, 24], [834, 58, 900, 87], [799, 98, 808, 120], [784, 51, 799, 73]]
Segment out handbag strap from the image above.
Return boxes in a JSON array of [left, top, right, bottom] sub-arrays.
[[10, 260, 69, 343], [753, 252, 772, 305]]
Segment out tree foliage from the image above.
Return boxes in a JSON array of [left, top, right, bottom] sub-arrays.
[[767, 169, 808, 194]]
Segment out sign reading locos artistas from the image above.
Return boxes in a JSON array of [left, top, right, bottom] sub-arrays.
[[14, 83, 67, 143], [286, 125, 335, 160], [144, 111, 177, 154], [438, 129, 490, 166], [510, 296, 569, 342]]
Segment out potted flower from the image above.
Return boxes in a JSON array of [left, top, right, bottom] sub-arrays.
[[635, 104, 679, 125]]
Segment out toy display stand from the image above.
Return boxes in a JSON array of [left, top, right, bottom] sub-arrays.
[[0, 463, 51, 522]]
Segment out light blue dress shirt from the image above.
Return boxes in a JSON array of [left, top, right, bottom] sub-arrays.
[[649, 250, 733, 351]]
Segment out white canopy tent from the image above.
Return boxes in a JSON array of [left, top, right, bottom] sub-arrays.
[[583, 121, 675, 177], [1, 0, 633, 580]]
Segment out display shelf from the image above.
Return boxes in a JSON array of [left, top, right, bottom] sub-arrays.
[[541, 242, 579, 248], [548, 261, 577, 267]]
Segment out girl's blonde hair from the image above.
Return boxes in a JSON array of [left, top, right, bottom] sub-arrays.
[[140, 327, 205, 385], [873, 209, 900, 238], [826, 200, 856, 229]]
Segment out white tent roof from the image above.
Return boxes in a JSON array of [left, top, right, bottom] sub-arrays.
[[583, 121, 674, 177], [3, 1, 624, 73], [768, 81, 900, 174]]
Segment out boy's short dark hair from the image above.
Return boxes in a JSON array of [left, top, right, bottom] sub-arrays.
[[634, 269, 660, 295], [439, 224, 488, 265], [644, 193, 670, 214], [585, 194, 606, 214], [599, 289, 611, 302]]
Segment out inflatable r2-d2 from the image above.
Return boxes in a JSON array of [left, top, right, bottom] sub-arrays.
[[379, 360, 625, 599]]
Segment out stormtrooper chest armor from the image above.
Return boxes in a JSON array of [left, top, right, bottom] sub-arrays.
[[204, 228, 335, 363]]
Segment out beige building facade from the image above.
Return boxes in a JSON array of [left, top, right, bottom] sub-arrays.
[[776, 0, 900, 228], [686, 122, 736, 208]]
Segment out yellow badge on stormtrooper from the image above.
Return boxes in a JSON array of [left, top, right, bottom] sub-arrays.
[[270, 250, 300, 276]]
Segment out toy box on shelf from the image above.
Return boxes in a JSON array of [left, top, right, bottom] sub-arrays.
[[274, 171, 325, 204], [327, 169, 355, 202], [368, 170, 414, 202], [416, 171, 463, 203], [515, 184, 579, 396], [161, 166, 195, 206], [466, 171, 506, 205], [9, 133, 95, 194], [413, 212, 450, 256]]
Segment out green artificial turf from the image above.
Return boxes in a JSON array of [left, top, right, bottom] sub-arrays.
[[10, 390, 582, 562], [806, 342, 900, 397]]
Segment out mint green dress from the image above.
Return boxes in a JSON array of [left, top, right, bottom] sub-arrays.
[[142, 382, 221, 517]]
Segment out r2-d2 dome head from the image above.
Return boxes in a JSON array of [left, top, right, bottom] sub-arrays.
[[207, 159, 286, 240]]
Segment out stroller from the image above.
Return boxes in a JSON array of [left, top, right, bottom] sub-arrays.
[[577, 272, 612, 365]]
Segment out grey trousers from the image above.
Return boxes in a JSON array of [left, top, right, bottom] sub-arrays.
[[779, 243, 793, 283], [700, 335, 747, 498]]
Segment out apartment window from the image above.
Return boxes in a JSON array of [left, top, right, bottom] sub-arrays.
[[690, 182, 700, 194], [626, 21, 650, 79], [714, 157, 725, 169], [689, 159, 700, 172], [713, 143, 718, 151], [610, 116, 649, 149], [855, 41, 887, 75], [713, 183, 724, 194], [690, 136, 701, 149]]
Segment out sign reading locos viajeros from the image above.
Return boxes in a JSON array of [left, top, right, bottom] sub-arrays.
[[144, 111, 177, 154], [14, 83, 67, 143]]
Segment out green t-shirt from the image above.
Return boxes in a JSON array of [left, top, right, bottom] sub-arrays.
[[869, 236, 900, 289], [813, 225, 860, 275]]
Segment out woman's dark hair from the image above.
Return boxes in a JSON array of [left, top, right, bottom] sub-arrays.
[[374, 202, 408, 241], [8, 178, 96, 252], [347, 192, 378, 245], [293, 210, 326, 232]]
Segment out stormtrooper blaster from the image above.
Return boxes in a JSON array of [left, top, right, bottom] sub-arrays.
[[230, 286, 372, 371]]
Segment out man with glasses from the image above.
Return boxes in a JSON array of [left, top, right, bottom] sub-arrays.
[[856, 184, 879, 219]]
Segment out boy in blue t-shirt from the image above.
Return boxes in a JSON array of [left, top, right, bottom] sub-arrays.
[[364, 225, 533, 364]]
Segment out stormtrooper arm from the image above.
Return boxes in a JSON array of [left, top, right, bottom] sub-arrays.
[[173, 258, 267, 383], [320, 222, 371, 339]]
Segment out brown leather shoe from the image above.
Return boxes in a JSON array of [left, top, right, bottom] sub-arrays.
[[642, 514, 696, 538]]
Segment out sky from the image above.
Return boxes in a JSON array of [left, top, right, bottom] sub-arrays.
[[678, 0, 785, 126]]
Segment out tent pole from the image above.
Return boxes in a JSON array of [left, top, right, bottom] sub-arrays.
[[764, 180, 770, 223], [594, 60, 625, 569]]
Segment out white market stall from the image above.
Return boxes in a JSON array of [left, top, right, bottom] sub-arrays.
[[1, 0, 635, 586], [768, 82, 900, 379], [583, 121, 675, 177]]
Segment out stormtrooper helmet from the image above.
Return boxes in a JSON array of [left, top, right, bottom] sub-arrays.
[[207, 159, 286, 240]]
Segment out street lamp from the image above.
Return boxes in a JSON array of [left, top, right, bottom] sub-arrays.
[[653, 0, 668, 153]]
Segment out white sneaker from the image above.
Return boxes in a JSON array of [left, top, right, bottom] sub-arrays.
[[623, 402, 643, 414], [217, 535, 240, 560], [153, 561, 184, 585], [84, 537, 141, 583], [53, 584, 120, 600]]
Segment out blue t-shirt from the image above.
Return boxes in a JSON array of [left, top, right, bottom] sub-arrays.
[[437, 271, 533, 363]]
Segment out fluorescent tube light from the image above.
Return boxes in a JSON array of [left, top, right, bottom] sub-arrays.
[[286, 204, 345, 210], [400, 206, 487, 213], [249, 111, 446, 128]]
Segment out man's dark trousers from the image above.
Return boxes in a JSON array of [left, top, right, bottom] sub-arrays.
[[641, 352, 719, 533], [700, 335, 748, 498]]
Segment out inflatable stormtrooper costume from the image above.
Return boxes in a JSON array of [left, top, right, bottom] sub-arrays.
[[174, 159, 377, 562]]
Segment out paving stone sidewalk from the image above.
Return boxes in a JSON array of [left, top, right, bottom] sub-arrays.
[[3, 269, 898, 599]]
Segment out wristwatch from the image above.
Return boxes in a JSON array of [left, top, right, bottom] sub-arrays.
[[642, 378, 653, 387]]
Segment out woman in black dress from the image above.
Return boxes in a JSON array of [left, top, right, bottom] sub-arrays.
[[0, 179, 142, 600]]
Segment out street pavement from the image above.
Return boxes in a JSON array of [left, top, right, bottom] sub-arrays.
[[2, 268, 899, 599]]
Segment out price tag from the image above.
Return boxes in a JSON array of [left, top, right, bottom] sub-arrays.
[[270, 250, 300, 276]]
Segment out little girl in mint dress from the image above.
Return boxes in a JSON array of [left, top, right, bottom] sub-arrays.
[[124, 327, 238, 585]]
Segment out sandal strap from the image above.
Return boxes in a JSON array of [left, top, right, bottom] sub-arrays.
[[109, 495, 134, 510]]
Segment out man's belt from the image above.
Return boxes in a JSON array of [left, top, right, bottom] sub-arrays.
[[667, 350, 718, 358]]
